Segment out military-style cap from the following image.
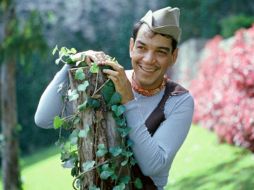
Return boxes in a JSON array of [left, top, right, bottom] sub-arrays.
[[140, 7, 181, 42]]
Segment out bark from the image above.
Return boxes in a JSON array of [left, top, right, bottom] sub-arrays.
[[69, 67, 131, 190], [1, 2, 22, 190], [1, 59, 22, 190]]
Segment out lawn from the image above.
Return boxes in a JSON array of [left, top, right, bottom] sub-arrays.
[[1, 125, 254, 190], [0, 147, 73, 190], [166, 125, 254, 190]]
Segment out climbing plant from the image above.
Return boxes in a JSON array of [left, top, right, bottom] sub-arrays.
[[52, 46, 142, 190]]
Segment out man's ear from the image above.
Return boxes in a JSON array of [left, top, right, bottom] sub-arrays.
[[171, 48, 179, 65], [129, 38, 134, 58]]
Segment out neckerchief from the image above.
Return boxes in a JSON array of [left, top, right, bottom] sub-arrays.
[[131, 73, 167, 96]]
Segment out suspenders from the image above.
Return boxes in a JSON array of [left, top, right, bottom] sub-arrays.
[[131, 80, 188, 189]]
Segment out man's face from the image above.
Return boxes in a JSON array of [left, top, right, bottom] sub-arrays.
[[129, 24, 178, 90]]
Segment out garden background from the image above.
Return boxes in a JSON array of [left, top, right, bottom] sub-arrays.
[[1, 0, 254, 189]]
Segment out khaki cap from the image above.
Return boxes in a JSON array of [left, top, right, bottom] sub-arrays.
[[140, 7, 181, 42]]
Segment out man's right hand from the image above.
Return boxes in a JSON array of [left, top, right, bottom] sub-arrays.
[[70, 50, 109, 66]]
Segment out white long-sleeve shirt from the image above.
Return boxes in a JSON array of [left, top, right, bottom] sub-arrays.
[[34, 65, 194, 189]]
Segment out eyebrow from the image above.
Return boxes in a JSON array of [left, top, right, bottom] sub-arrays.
[[136, 40, 171, 52]]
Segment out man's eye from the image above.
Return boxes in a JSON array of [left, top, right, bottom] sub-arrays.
[[157, 51, 167, 55], [137, 46, 144, 50]]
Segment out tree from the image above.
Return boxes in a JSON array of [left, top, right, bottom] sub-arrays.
[[0, 0, 47, 189], [0, 1, 22, 189]]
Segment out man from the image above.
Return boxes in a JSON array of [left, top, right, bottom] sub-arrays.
[[35, 7, 194, 189]]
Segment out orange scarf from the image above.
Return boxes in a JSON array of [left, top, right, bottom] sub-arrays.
[[131, 73, 167, 96]]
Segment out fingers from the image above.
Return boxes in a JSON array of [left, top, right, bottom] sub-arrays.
[[104, 60, 124, 71], [103, 68, 118, 77], [85, 50, 108, 65], [106, 74, 118, 84]]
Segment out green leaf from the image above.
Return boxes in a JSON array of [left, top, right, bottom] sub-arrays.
[[108, 92, 122, 105], [62, 120, 72, 129], [70, 129, 79, 138], [100, 170, 114, 180], [60, 150, 71, 161], [89, 63, 99, 73], [101, 164, 109, 170], [117, 127, 131, 137], [77, 101, 87, 111], [127, 139, 133, 147], [52, 45, 58, 55], [121, 159, 128, 166], [62, 151, 78, 168], [101, 80, 115, 103], [114, 117, 126, 127], [55, 57, 61, 65], [134, 178, 143, 189], [82, 160, 95, 172], [59, 47, 68, 56], [71, 166, 79, 177], [119, 176, 130, 184], [62, 158, 75, 168], [109, 146, 122, 157], [130, 157, 137, 166], [111, 105, 126, 117], [53, 116, 64, 129], [70, 137, 78, 145], [78, 81, 89, 92], [62, 55, 74, 65], [112, 183, 125, 190], [68, 89, 79, 101], [69, 129, 79, 145], [73, 116, 80, 125], [69, 48, 77, 54], [89, 185, 100, 190], [87, 97, 100, 109], [96, 144, 108, 157], [78, 125, 90, 138], [122, 150, 133, 158], [75, 68, 86, 80]]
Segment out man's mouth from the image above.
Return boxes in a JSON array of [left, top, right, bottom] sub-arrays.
[[139, 65, 157, 73]]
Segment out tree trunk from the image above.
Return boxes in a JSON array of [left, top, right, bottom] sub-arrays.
[[1, 59, 22, 190], [1, 2, 22, 190], [69, 67, 131, 190]]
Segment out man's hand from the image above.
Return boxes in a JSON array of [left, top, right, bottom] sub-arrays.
[[102, 61, 134, 104], [71, 50, 133, 104], [71, 50, 109, 66]]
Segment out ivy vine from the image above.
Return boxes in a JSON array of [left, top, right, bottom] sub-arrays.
[[52, 46, 142, 190]]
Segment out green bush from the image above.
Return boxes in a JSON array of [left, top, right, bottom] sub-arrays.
[[220, 14, 254, 38]]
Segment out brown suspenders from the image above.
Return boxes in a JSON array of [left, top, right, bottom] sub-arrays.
[[131, 80, 188, 189]]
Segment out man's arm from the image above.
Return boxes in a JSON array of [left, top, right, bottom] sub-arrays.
[[34, 50, 109, 128], [124, 93, 194, 176], [34, 64, 73, 128]]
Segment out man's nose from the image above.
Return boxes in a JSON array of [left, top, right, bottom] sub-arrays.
[[143, 51, 155, 64]]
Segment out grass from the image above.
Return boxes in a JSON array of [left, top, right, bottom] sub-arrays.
[[166, 125, 254, 190], [1, 125, 254, 190], [0, 147, 73, 190]]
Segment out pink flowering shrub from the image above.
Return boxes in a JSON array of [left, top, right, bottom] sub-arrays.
[[190, 25, 254, 151]]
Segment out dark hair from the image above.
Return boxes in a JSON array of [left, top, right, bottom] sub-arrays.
[[132, 21, 178, 53]]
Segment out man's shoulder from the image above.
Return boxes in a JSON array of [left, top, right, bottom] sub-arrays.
[[166, 79, 188, 96]]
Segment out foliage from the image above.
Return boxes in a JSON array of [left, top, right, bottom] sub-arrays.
[[52, 47, 140, 189], [0, 10, 47, 66], [0, 8, 51, 155], [168, 0, 254, 41], [190, 25, 254, 152], [220, 14, 254, 38]]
